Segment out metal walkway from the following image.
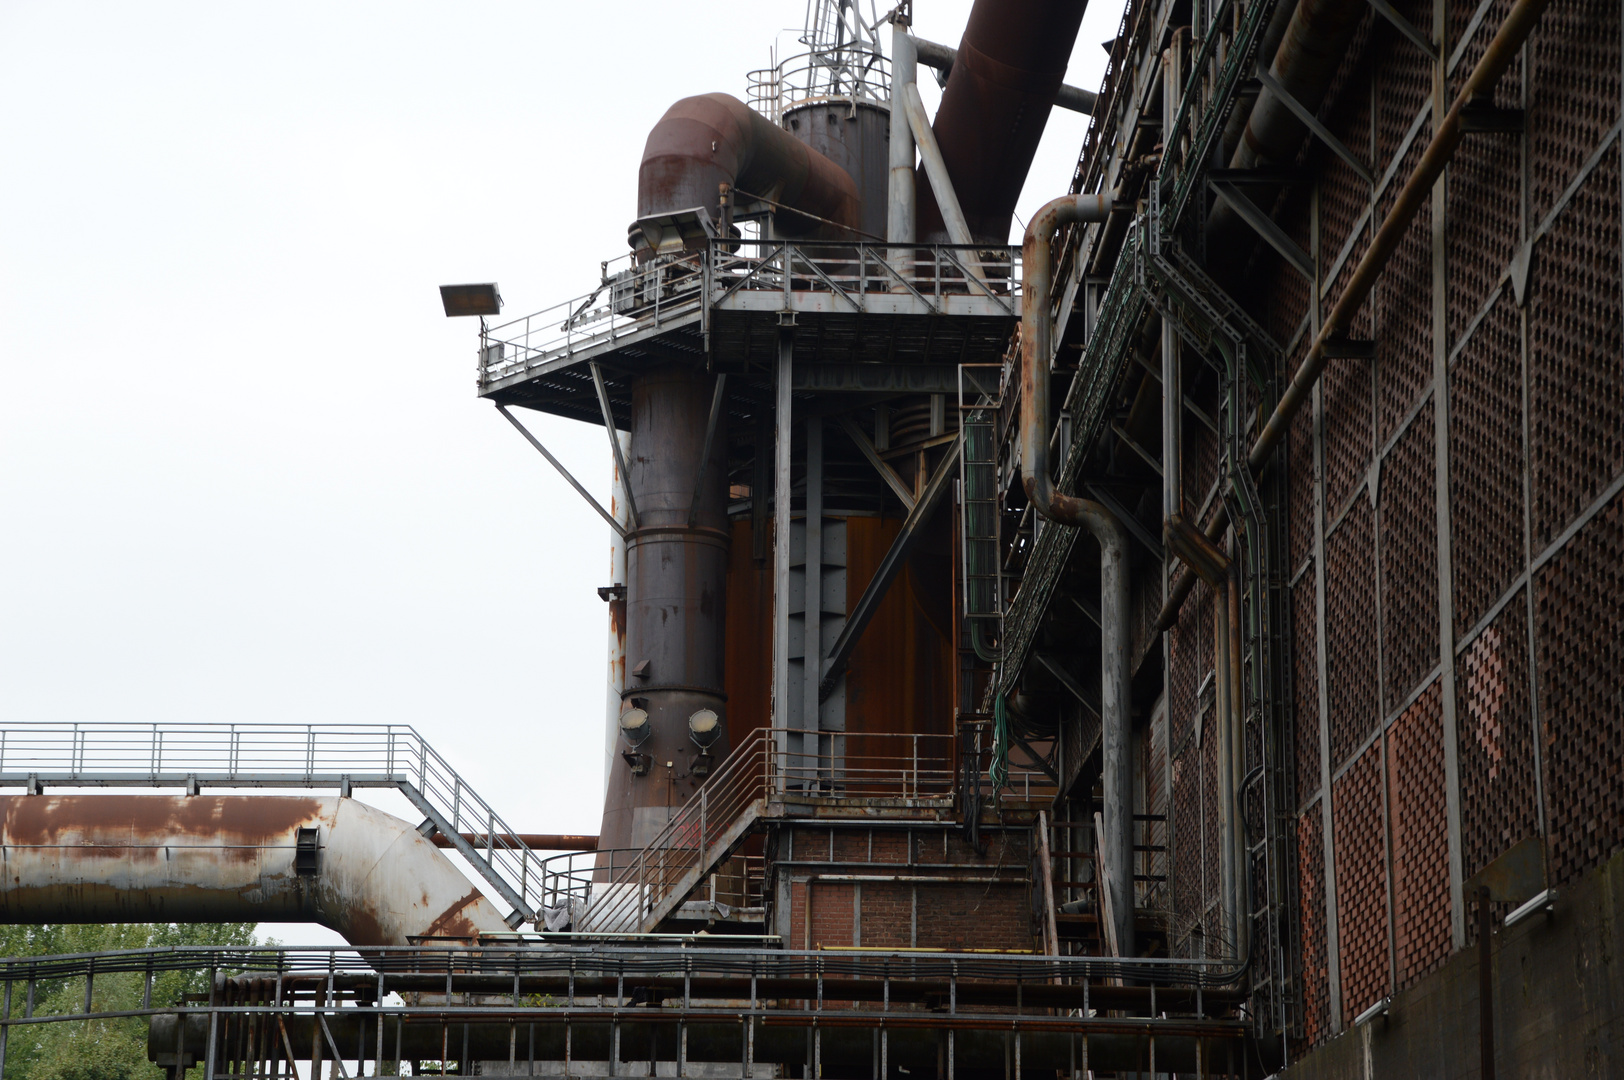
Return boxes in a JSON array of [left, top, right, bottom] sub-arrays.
[[0, 723, 547, 931]]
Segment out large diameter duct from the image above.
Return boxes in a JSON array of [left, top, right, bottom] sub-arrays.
[[599, 364, 730, 851], [0, 796, 508, 946], [1206, 0, 1367, 259], [1019, 192, 1133, 956], [635, 93, 861, 248], [915, 0, 1090, 244]]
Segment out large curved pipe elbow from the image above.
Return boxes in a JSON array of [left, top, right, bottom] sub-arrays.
[[636, 93, 861, 247], [1019, 192, 1112, 526], [1019, 190, 1131, 953], [0, 796, 510, 947]]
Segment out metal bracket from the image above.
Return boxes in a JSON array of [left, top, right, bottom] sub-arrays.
[[497, 404, 627, 539], [1253, 65, 1374, 185], [1461, 102, 1525, 134], [590, 362, 640, 531], [837, 413, 917, 511], [1367, 0, 1437, 59], [686, 374, 728, 528], [1209, 180, 1315, 282]]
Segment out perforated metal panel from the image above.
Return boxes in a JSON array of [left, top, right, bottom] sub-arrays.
[[1333, 742, 1389, 1028], [1296, 803, 1330, 1048], [1528, 0, 1621, 222], [1537, 492, 1624, 887], [1387, 683, 1451, 988], [1379, 400, 1439, 704], [1449, 289, 1525, 636], [1326, 501, 1379, 766], [1458, 589, 1541, 886], [1294, 579, 1321, 808], [1375, 142, 1434, 443], [1529, 144, 1623, 548]]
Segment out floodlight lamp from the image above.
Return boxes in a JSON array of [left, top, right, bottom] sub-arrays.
[[440, 282, 503, 318], [688, 708, 722, 748], [620, 707, 652, 747]]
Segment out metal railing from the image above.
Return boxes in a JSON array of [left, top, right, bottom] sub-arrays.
[[580, 727, 961, 935], [0, 944, 1247, 1080], [707, 240, 1019, 311], [0, 723, 548, 930], [476, 242, 1023, 394], [746, 49, 891, 123], [478, 250, 706, 389]]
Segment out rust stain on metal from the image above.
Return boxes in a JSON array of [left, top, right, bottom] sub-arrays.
[[421, 887, 487, 940]]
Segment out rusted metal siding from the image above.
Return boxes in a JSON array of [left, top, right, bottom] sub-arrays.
[[842, 514, 955, 748]]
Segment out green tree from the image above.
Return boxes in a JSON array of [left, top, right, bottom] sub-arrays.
[[0, 923, 259, 1080]]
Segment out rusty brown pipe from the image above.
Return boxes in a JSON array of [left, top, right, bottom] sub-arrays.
[[430, 833, 597, 852], [915, 0, 1091, 243], [0, 796, 509, 947], [635, 93, 860, 248], [1155, 0, 1554, 632]]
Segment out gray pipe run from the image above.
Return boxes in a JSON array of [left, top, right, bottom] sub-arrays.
[[1207, 0, 1368, 256], [0, 796, 509, 947], [1019, 192, 1134, 958], [152, 1012, 1215, 1074]]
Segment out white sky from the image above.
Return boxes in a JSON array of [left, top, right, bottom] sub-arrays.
[[0, 1, 1120, 945]]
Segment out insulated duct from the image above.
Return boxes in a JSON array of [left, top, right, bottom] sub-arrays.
[[634, 93, 861, 252], [0, 796, 508, 947], [1206, 0, 1368, 262], [915, 0, 1091, 243]]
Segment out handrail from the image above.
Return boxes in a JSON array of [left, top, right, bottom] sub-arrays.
[[476, 242, 1023, 394], [0, 722, 547, 930]]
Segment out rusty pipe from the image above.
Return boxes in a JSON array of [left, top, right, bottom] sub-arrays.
[[635, 93, 860, 249], [909, 34, 1097, 115], [915, 0, 1091, 243], [1155, 0, 1553, 633], [1021, 190, 1131, 954], [0, 796, 509, 946], [430, 833, 597, 852]]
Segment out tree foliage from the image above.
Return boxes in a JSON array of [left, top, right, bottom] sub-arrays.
[[0, 924, 258, 1080]]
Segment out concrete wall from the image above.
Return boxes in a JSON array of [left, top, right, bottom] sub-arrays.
[[1283, 850, 1624, 1078]]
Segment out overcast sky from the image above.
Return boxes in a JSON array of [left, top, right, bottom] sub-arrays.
[[0, 1, 1119, 942]]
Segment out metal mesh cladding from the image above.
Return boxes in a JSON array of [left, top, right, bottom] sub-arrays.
[[1374, 140, 1435, 444], [1458, 588, 1542, 889], [1379, 399, 1439, 706], [1527, 0, 1621, 223], [1172, 737, 1205, 954], [1294, 578, 1321, 809], [1449, 288, 1526, 637], [1326, 500, 1379, 766], [1374, 2, 1431, 180], [1529, 143, 1623, 548], [1333, 741, 1389, 1029], [1321, 339, 1373, 518], [1296, 802, 1330, 1049], [1537, 492, 1624, 888], [1387, 682, 1451, 988]]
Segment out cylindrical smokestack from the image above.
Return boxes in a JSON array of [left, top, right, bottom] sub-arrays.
[[598, 365, 730, 851]]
